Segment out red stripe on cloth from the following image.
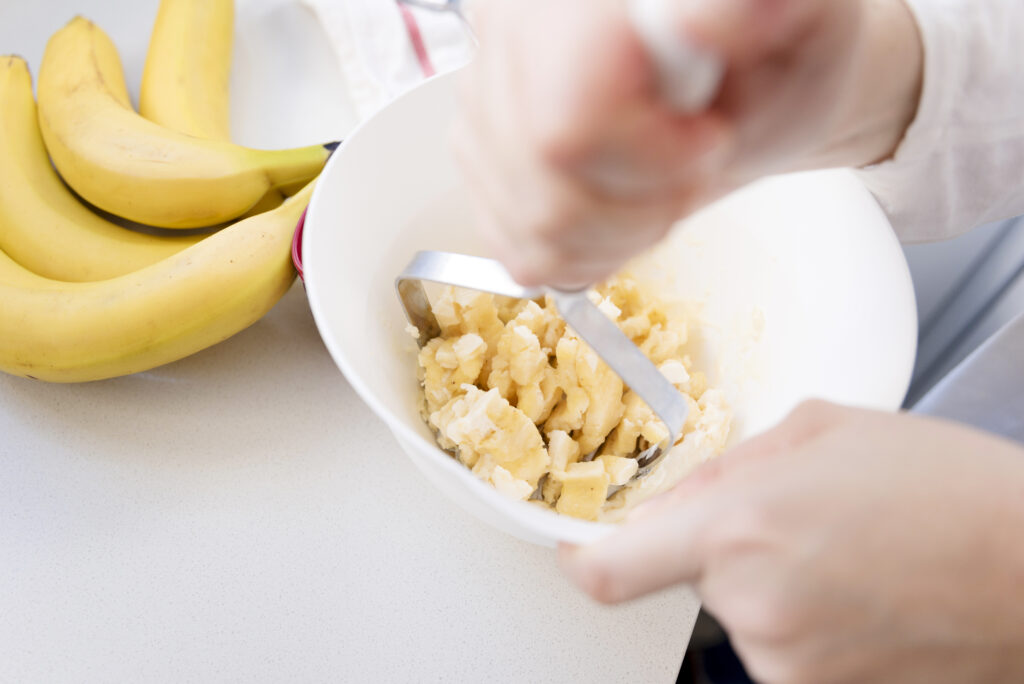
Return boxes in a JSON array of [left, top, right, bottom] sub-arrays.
[[397, 3, 437, 78]]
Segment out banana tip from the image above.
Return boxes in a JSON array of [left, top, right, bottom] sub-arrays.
[[1, 55, 31, 81], [324, 141, 342, 155]]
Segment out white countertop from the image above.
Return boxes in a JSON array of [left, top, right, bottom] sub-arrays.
[[0, 286, 698, 682], [0, 4, 700, 678]]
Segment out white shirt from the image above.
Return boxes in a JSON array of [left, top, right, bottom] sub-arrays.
[[855, 0, 1024, 242], [308, 0, 1021, 243]]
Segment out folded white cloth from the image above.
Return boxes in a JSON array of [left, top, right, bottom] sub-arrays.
[[300, 0, 474, 119]]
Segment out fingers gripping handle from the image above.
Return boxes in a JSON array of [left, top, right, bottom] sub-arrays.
[[626, 0, 724, 112]]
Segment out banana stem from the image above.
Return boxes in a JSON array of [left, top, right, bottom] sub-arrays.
[[263, 142, 339, 191]]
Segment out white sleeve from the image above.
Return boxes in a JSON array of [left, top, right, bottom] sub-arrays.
[[853, 0, 1024, 243]]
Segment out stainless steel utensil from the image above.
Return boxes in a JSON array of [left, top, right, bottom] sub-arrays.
[[397, 250, 689, 488]]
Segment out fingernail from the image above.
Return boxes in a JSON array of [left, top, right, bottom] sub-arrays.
[[557, 542, 585, 575]]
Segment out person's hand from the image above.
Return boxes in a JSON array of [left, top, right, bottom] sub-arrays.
[[560, 402, 1024, 683], [454, 0, 923, 286]]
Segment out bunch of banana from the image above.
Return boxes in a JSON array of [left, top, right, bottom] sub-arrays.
[[37, 16, 331, 228], [0, 2, 333, 382]]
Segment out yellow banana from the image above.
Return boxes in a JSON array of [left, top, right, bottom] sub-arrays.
[[37, 17, 333, 229], [243, 188, 287, 215], [0, 56, 203, 282], [140, 0, 284, 215], [0, 181, 313, 383], [0, 242, 66, 291], [141, 0, 235, 141]]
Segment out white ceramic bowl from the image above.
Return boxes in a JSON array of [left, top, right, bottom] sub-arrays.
[[302, 72, 918, 548]]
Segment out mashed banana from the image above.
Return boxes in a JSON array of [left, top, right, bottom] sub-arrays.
[[415, 276, 731, 522]]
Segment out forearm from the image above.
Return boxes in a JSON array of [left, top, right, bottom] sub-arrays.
[[810, 0, 923, 169]]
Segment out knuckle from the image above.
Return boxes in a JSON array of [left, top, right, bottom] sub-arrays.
[[757, 657, 822, 684], [785, 398, 844, 434], [525, 216, 561, 243], [542, 194, 587, 240], [789, 398, 834, 421], [731, 630, 825, 684], [530, 117, 580, 169], [713, 500, 774, 551], [537, 136, 578, 171], [523, 198, 580, 244], [575, 560, 627, 605], [725, 593, 806, 652], [503, 251, 556, 288], [748, 659, 804, 684], [755, 597, 805, 645]]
